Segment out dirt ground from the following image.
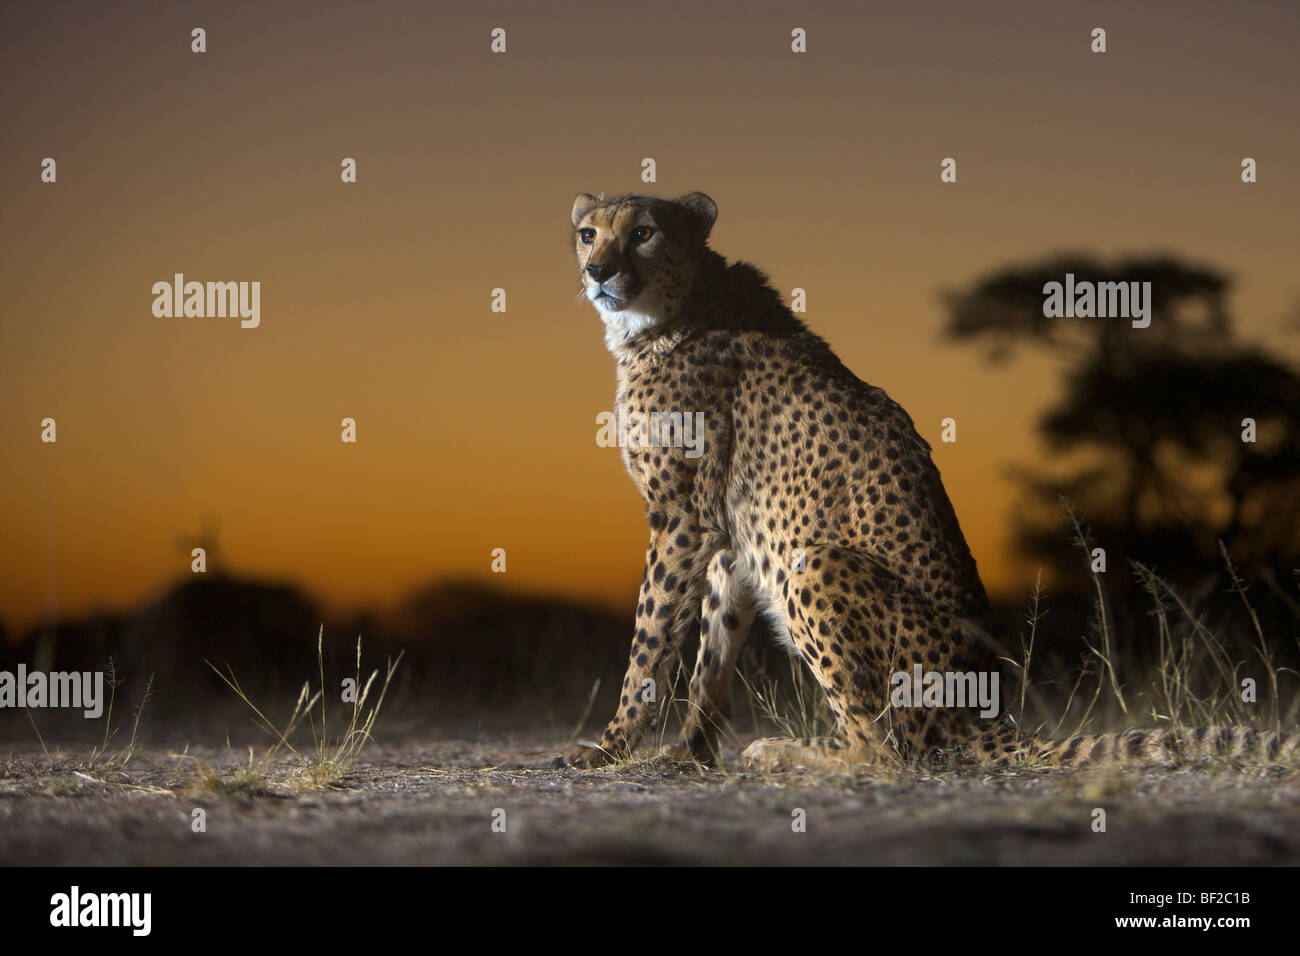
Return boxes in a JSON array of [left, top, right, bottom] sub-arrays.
[[3, 732, 1299, 866]]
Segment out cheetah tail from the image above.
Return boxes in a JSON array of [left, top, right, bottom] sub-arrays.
[[975, 726, 1300, 769]]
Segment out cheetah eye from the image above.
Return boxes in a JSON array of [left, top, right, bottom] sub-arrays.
[[579, 228, 596, 244], [632, 226, 655, 242]]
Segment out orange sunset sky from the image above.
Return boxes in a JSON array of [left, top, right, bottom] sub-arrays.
[[2, 0, 1298, 633]]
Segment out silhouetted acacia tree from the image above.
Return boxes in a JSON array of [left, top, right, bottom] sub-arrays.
[[944, 253, 1300, 594]]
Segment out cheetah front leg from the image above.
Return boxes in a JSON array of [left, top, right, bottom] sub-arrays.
[[557, 516, 708, 768], [662, 549, 754, 764]]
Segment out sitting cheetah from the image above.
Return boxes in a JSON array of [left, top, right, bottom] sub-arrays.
[[557, 190, 1297, 772]]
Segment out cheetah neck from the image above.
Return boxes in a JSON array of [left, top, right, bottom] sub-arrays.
[[600, 306, 664, 354]]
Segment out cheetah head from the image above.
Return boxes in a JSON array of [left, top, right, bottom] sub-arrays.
[[571, 191, 718, 347]]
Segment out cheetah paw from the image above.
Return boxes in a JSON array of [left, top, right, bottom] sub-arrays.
[[657, 739, 720, 767], [741, 737, 799, 772], [554, 743, 614, 769], [741, 737, 846, 772]]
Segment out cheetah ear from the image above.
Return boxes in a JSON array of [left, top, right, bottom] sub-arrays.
[[572, 192, 600, 227], [675, 191, 718, 239]]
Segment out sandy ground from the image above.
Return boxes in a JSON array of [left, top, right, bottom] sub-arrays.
[[3, 733, 1299, 866]]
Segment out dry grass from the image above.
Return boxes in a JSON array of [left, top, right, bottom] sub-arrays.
[[195, 626, 403, 792], [739, 651, 836, 741], [987, 500, 1298, 754], [1048, 508, 1294, 739], [23, 658, 156, 774]]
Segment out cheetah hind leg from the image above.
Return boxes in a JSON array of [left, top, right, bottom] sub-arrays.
[[661, 549, 754, 765]]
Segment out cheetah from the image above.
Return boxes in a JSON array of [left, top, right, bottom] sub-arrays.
[[557, 190, 1298, 773]]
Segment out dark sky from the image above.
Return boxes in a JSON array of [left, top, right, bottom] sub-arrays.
[[2, 0, 1298, 628]]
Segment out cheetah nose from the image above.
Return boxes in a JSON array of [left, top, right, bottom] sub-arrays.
[[585, 263, 616, 283]]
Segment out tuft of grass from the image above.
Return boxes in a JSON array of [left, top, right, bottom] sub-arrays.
[[174, 749, 271, 797], [1012, 502, 1298, 748], [1061, 498, 1128, 728], [37, 658, 157, 773], [203, 626, 403, 791], [1220, 541, 1283, 734], [1129, 553, 1296, 735], [738, 651, 835, 741]]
